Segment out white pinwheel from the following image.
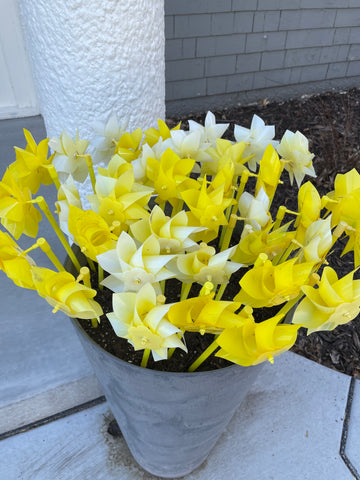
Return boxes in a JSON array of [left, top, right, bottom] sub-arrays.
[[49, 130, 90, 183], [163, 128, 210, 162], [300, 216, 332, 263], [168, 243, 243, 285], [131, 141, 166, 183], [234, 114, 278, 171], [188, 111, 229, 146], [97, 232, 175, 293], [276, 130, 316, 187], [55, 175, 82, 237], [238, 187, 271, 234], [92, 114, 128, 164], [107, 283, 187, 360]]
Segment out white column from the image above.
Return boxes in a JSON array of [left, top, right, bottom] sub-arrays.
[[18, 0, 165, 139]]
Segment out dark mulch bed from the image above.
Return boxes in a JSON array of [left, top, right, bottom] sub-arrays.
[[82, 89, 360, 377], [169, 88, 360, 378]]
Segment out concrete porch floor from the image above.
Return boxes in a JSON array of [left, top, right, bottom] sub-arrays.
[[0, 116, 359, 479]]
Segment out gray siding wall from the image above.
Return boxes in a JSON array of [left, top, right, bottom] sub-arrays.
[[165, 0, 360, 115]]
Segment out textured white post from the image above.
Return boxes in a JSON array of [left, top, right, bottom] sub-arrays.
[[18, 0, 165, 139]]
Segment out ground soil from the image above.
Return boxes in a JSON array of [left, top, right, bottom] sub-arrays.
[[81, 88, 360, 377]]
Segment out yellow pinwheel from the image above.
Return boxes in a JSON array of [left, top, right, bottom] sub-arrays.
[[295, 181, 321, 243], [292, 266, 360, 334], [146, 148, 197, 206], [181, 177, 234, 242], [215, 314, 301, 366], [323, 169, 360, 266], [144, 119, 181, 147], [234, 256, 315, 308], [31, 266, 103, 319], [208, 160, 235, 198], [114, 127, 143, 162], [11, 129, 54, 194], [324, 169, 360, 227], [255, 144, 283, 203], [0, 231, 36, 289], [130, 205, 204, 253], [98, 154, 133, 180], [0, 169, 42, 239], [325, 168, 360, 227], [202, 138, 250, 176], [167, 294, 245, 334], [232, 223, 295, 265], [68, 205, 117, 261]]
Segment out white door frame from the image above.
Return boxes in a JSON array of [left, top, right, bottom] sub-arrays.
[[0, 0, 39, 119]]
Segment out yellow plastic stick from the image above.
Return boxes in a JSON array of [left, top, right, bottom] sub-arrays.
[[273, 205, 287, 231], [219, 213, 237, 251], [188, 340, 219, 372], [86, 257, 96, 272], [37, 238, 65, 272], [180, 282, 192, 301], [98, 265, 104, 290], [75, 267, 97, 328], [46, 164, 61, 190], [78, 267, 91, 288], [77, 154, 96, 194], [235, 170, 250, 206], [141, 349, 151, 368], [34, 196, 81, 272], [215, 283, 227, 301]]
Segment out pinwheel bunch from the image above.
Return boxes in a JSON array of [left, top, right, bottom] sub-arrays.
[[1, 112, 360, 370]]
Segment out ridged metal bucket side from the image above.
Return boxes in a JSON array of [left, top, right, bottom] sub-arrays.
[[72, 318, 263, 478]]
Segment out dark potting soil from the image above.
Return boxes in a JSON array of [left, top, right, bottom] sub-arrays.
[[81, 88, 360, 377]]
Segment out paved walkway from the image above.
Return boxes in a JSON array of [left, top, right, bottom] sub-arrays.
[[0, 117, 359, 479]]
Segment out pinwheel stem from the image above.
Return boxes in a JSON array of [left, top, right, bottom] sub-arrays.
[[273, 205, 287, 231], [235, 170, 250, 207], [219, 214, 237, 251], [98, 265, 104, 290], [46, 165, 61, 190], [86, 257, 96, 272], [34, 196, 81, 272], [180, 282, 192, 301], [37, 238, 65, 272], [141, 349, 151, 368], [78, 154, 96, 194], [172, 200, 184, 216], [188, 339, 219, 372], [78, 267, 91, 288], [215, 283, 227, 301], [277, 294, 303, 321]]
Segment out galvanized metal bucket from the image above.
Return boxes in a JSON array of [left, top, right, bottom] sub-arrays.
[[72, 318, 263, 478]]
